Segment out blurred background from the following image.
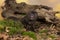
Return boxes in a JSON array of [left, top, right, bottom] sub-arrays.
[[0, 0, 60, 20]]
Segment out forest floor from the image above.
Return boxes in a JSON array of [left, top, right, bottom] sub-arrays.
[[0, 20, 60, 40]]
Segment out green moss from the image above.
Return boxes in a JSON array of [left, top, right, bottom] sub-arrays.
[[8, 27, 22, 35], [48, 34, 56, 39], [39, 29, 48, 33], [0, 20, 24, 33], [21, 31, 37, 40]]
